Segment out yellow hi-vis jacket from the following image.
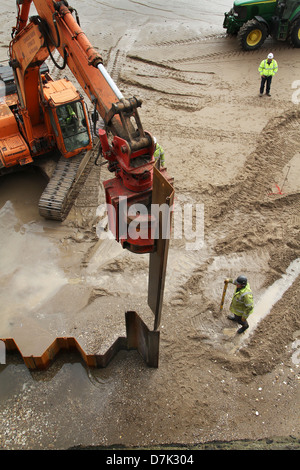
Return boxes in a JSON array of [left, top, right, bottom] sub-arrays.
[[258, 59, 278, 77], [230, 282, 254, 319], [154, 143, 165, 167], [66, 104, 76, 123]]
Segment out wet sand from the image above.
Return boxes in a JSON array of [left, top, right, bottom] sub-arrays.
[[0, 0, 299, 450]]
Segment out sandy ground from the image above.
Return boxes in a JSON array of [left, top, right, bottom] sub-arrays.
[[0, 0, 299, 450]]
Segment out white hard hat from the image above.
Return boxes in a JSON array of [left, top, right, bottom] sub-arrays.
[[268, 53, 274, 59]]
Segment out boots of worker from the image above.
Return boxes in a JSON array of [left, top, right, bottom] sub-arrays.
[[228, 314, 249, 333], [237, 324, 249, 334], [237, 317, 249, 334]]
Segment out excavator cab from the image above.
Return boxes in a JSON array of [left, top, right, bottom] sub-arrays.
[[41, 77, 93, 159], [52, 101, 91, 155]]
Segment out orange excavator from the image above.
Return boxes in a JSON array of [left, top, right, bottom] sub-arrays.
[[0, 0, 173, 254]]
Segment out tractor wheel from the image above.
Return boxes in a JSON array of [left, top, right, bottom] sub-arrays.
[[238, 19, 268, 51], [290, 20, 300, 47]]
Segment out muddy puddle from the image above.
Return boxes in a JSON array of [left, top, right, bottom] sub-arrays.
[[0, 170, 46, 223], [0, 169, 152, 357], [0, 172, 68, 346]]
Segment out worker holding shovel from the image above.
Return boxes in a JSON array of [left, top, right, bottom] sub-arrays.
[[222, 275, 254, 334]]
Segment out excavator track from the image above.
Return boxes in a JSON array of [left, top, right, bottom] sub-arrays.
[[38, 141, 99, 221]]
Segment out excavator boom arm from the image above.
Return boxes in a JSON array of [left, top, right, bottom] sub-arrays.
[[13, 0, 143, 143]]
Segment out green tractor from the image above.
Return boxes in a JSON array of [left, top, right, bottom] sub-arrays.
[[224, 0, 300, 50]]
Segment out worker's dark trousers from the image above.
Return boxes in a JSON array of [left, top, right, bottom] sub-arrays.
[[230, 314, 249, 329], [260, 75, 272, 94]]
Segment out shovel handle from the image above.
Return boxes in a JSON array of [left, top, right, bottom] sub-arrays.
[[220, 280, 229, 312]]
